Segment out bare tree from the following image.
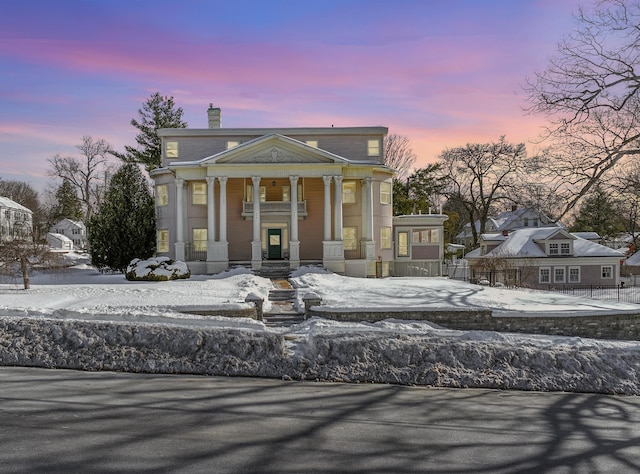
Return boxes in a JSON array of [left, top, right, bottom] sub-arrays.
[[383, 133, 417, 180], [525, 0, 640, 219], [438, 137, 530, 246], [48, 136, 114, 222]]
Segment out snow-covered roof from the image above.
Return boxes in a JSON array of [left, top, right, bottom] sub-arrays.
[[474, 227, 624, 259], [626, 251, 640, 266], [0, 196, 32, 213]]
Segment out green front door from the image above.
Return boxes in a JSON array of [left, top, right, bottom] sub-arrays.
[[267, 229, 282, 259]]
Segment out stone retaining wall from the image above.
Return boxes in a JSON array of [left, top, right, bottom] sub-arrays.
[[306, 306, 640, 341]]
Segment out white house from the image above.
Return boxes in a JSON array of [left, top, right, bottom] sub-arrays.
[[46, 232, 74, 250], [466, 227, 624, 288], [49, 219, 87, 249], [0, 196, 33, 242]]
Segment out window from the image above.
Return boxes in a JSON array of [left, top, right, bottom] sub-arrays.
[[247, 185, 267, 203], [554, 267, 565, 283], [412, 228, 440, 243], [380, 227, 391, 249], [306, 140, 318, 148], [282, 186, 290, 202], [524, 218, 529, 227], [569, 266, 580, 283], [193, 228, 207, 252], [156, 185, 168, 206], [166, 141, 178, 158], [227, 141, 239, 149], [192, 182, 206, 205], [539, 267, 550, 283], [157, 229, 169, 253], [380, 181, 391, 205], [343, 227, 357, 251], [398, 231, 409, 257], [560, 242, 571, 255], [367, 139, 380, 156], [602, 266, 613, 279], [342, 181, 357, 204], [549, 243, 559, 255]]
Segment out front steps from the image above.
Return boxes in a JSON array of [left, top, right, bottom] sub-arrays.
[[263, 277, 305, 327], [258, 261, 291, 279]]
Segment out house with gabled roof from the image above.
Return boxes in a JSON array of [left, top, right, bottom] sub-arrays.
[[150, 105, 449, 278], [49, 218, 87, 249], [455, 206, 561, 247], [465, 227, 624, 288], [0, 196, 33, 242]]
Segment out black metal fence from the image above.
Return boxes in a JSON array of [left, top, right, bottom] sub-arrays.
[[546, 284, 640, 305]]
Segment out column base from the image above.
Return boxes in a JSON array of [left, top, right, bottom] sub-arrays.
[[175, 242, 186, 261], [251, 241, 262, 270]]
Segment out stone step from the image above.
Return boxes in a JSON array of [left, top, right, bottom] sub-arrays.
[[268, 289, 296, 301], [263, 313, 306, 327]]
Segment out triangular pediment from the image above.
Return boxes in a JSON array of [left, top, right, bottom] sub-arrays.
[[199, 134, 348, 165]]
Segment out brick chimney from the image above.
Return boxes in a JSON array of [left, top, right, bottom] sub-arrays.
[[207, 104, 221, 128]]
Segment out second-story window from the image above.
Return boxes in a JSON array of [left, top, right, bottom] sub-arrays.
[[367, 139, 380, 156], [342, 181, 357, 204], [166, 141, 178, 158], [192, 182, 207, 205], [380, 181, 391, 205], [156, 185, 169, 206]]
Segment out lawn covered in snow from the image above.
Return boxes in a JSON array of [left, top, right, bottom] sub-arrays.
[[1, 255, 640, 395]]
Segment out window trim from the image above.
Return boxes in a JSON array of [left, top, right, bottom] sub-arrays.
[[539, 266, 551, 284], [380, 226, 391, 250], [342, 180, 357, 204], [380, 181, 392, 205], [367, 139, 380, 157], [165, 141, 178, 158], [601, 265, 613, 279], [397, 231, 409, 257], [192, 182, 207, 205], [554, 266, 566, 283], [157, 229, 169, 253], [568, 266, 581, 283], [156, 184, 169, 206]]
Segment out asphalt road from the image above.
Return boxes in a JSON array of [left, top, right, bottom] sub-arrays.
[[0, 367, 639, 473]]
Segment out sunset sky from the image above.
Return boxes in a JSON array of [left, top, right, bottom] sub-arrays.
[[1, 0, 586, 192]]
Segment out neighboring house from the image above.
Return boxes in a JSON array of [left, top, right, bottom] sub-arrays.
[[622, 250, 640, 277], [47, 232, 73, 251], [0, 196, 33, 242], [455, 206, 561, 247], [465, 227, 624, 288], [50, 219, 87, 249], [151, 105, 447, 277]]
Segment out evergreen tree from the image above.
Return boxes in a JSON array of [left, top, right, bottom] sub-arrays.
[[570, 184, 625, 239], [51, 179, 84, 222], [112, 92, 187, 173], [393, 163, 445, 216], [88, 163, 156, 272]]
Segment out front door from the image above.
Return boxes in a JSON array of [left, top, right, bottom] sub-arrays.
[[267, 228, 282, 259]]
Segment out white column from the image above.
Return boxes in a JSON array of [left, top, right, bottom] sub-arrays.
[[333, 176, 343, 241], [289, 175, 299, 240], [175, 178, 185, 261], [206, 177, 216, 243], [289, 175, 300, 267], [251, 176, 262, 267], [323, 175, 333, 241], [363, 177, 373, 240], [218, 177, 228, 243]]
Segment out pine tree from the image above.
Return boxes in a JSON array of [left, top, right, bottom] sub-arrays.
[[88, 163, 156, 272], [51, 179, 84, 222], [112, 92, 187, 173], [570, 184, 625, 239]]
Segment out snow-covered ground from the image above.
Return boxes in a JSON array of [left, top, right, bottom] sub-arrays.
[[1, 253, 639, 395]]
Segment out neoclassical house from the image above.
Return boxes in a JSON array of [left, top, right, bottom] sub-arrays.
[[151, 105, 447, 277]]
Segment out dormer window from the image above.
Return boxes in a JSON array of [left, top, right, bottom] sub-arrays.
[[560, 242, 570, 255], [166, 141, 178, 158], [549, 243, 559, 255], [547, 240, 572, 256]]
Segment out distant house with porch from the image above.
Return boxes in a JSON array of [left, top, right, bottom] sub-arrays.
[[466, 227, 624, 288], [150, 105, 447, 278]]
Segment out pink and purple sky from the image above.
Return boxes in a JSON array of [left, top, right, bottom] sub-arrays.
[[1, 0, 585, 192]]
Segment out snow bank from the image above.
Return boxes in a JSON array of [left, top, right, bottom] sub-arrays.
[[1, 316, 639, 395]]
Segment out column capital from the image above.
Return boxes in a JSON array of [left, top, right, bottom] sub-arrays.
[[363, 176, 373, 185], [175, 177, 184, 187], [218, 176, 228, 185], [206, 176, 216, 184], [323, 175, 333, 186], [333, 175, 343, 184], [289, 175, 299, 185], [251, 176, 261, 186]]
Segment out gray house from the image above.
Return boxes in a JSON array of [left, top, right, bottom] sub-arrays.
[[466, 227, 624, 288]]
